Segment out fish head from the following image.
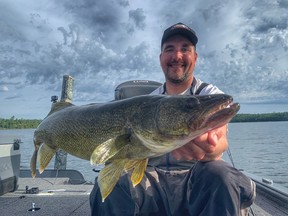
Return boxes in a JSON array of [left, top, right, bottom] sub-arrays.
[[184, 94, 239, 132], [132, 94, 239, 153]]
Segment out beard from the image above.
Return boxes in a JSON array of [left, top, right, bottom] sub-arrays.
[[165, 69, 190, 84]]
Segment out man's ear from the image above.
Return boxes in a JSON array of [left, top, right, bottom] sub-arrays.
[[194, 51, 198, 63]]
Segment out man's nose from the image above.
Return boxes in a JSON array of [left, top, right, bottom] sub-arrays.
[[172, 50, 183, 60]]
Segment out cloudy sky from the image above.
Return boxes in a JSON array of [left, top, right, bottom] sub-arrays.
[[0, 0, 288, 119]]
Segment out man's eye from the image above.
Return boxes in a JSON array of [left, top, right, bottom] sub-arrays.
[[182, 48, 190, 52], [165, 48, 173, 52]]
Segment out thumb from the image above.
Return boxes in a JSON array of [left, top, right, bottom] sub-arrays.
[[208, 131, 218, 147]]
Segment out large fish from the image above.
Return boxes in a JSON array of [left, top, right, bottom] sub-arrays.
[[31, 94, 239, 201]]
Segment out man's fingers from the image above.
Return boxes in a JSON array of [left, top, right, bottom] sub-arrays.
[[171, 125, 228, 161]]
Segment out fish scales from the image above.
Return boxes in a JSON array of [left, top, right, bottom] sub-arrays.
[[31, 94, 240, 201]]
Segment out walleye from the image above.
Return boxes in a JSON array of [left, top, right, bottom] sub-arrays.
[[31, 94, 239, 201]]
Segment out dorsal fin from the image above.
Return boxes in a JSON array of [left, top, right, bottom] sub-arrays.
[[46, 101, 74, 117]]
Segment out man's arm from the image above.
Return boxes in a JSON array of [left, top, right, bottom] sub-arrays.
[[171, 124, 228, 161]]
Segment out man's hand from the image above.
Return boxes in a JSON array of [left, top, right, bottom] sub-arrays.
[[171, 125, 228, 161]]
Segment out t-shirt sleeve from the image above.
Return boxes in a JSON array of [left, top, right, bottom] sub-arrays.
[[199, 84, 224, 95]]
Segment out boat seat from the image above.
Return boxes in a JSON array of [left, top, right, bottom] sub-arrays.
[[115, 80, 162, 100]]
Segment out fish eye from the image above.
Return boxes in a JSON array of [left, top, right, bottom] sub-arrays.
[[185, 97, 200, 109]]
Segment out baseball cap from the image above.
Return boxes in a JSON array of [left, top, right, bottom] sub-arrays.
[[161, 23, 198, 47]]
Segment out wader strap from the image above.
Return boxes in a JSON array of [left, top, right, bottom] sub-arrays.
[[190, 77, 209, 95], [193, 81, 209, 95]]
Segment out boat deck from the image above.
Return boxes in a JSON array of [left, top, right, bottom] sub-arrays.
[[0, 176, 93, 216], [0, 170, 287, 216]]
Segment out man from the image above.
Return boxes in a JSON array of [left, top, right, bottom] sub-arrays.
[[90, 23, 256, 216]]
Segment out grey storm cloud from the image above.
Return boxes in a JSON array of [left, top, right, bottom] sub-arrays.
[[129, 8, 146, 30], [0, 0, 154, 87], [53, 0, 142, 50], [0, 0, 287, 106]]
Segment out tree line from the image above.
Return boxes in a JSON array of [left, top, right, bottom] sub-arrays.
[[231, 112, 288, 123], [0, 116, 42, 129], [0, 112, 288, 129]]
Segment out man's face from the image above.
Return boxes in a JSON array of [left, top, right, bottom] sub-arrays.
[[160, 35, 198, 84]]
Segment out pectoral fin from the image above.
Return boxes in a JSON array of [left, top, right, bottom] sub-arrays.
[[130, 159, 148, 187], [124, 160, 139, 170], [98, 158, 148, 201], [38, 143, 58, 174], [90, 134, 130, 165], [98, 159, 128, 202]]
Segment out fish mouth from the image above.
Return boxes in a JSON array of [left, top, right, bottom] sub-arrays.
[[202, 99, 240, 129]]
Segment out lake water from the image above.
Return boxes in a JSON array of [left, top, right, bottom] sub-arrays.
[[0, 121, 287, 188]]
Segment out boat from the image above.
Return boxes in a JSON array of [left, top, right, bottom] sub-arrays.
[[1, 167, 287, 215], [0, 138, 21, 196], [1, 76, 287, 215], [244, 172, 288, 215]]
